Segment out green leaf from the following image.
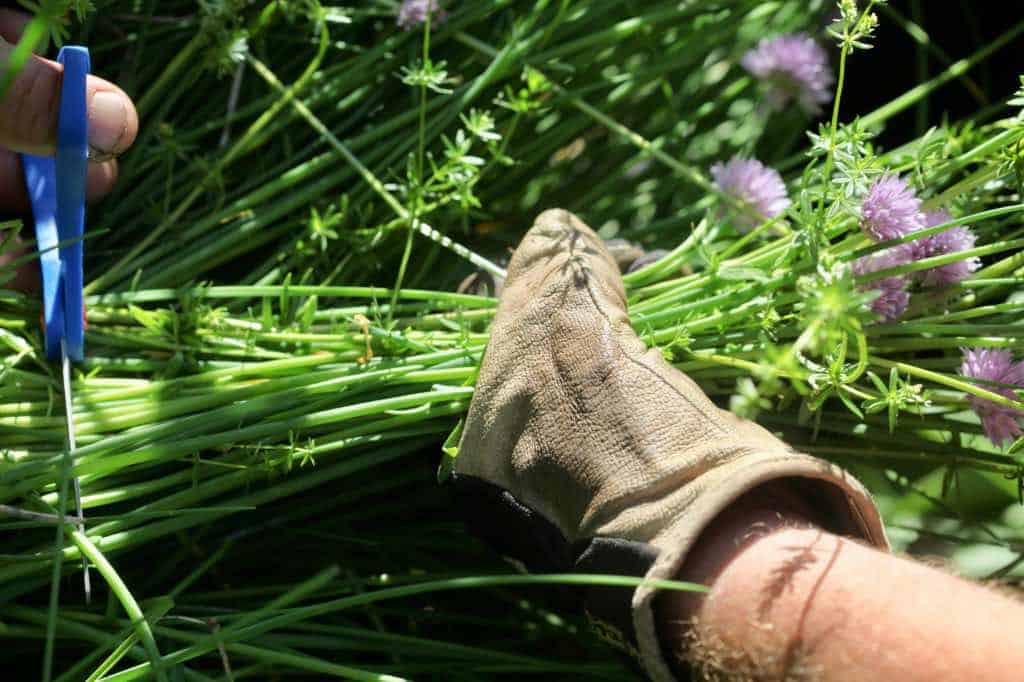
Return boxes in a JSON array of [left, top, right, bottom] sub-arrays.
[[86, 598, 175, 682], [866, 370, 887, 394], [838, 389, 864, 419], [128, 305, 167, 335], [260, 296, 273, 330]]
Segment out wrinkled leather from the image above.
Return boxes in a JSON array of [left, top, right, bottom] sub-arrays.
[[456, 209, 887, 681]]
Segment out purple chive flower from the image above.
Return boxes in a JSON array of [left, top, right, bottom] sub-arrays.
[[851, 245, 913, 322], [859, 174, 926, 242], [912, 210, 981, 287], [740, 33, 834, 114], [960, 348, 1024, 445], [397, 0, 446, 30], [710, 156, 791, 232]]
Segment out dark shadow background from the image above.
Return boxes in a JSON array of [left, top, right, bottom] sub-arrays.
[[841, 1, 1022, 147]]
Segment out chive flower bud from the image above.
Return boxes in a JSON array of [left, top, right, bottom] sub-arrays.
[[860, 174, 926, 242], [960, 348, 1024, 446], [397, 0, 446, 30], [741, 33, 833, 114], [710, 156, 791, 232]]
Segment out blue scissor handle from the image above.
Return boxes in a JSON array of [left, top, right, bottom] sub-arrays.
[[55, 46, 89, 362], [22, 45, 89, 362]]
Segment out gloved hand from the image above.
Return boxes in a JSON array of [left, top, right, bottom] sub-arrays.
[[450, 209, 888, 681]]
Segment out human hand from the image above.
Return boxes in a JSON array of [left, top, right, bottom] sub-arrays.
[[450, 209, 888, 681], [0, 9, 138, 288]]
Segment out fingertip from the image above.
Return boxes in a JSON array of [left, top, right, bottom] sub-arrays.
[[0, 149, 29, 213], [0, 151, 117, 224], [87, 79, 138, 159], [86, 159, 118, 200]]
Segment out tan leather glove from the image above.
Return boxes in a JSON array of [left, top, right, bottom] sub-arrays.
[[451, 209, 888, 681]]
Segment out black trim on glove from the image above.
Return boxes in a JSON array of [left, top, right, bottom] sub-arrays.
[[450, 473, 659, 652], [574, 536, 659, 648], [449, 473, 572, 574]]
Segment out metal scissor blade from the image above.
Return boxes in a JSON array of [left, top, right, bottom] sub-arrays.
[[61, 340, 90, 602]]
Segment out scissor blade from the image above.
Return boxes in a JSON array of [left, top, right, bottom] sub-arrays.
[[60, 341, 91, 603]]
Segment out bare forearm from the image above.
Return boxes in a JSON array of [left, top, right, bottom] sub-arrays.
[[658, 509, 1024, 681]]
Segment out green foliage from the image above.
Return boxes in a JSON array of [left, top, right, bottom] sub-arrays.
[[863, 368, 929, 434], [15, 0, 89, 47], [2, 1, 1024, 680]]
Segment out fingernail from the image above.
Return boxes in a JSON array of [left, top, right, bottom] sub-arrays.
[[88, 91, 127, 156]]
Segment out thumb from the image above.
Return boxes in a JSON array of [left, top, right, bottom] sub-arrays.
[[0, 37, 138, 159]]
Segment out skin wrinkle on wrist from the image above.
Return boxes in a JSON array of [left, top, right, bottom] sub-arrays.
[[656, 505, 1024, 682], [654, 483, 818, 679], [683, 529, 876, 682], [657, 518, 848, 681]]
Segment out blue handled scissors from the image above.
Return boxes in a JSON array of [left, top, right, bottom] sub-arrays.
[[21, 45, 91, 600]]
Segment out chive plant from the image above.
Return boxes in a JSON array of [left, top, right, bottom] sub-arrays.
[[1, 1, 1023, 679]]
